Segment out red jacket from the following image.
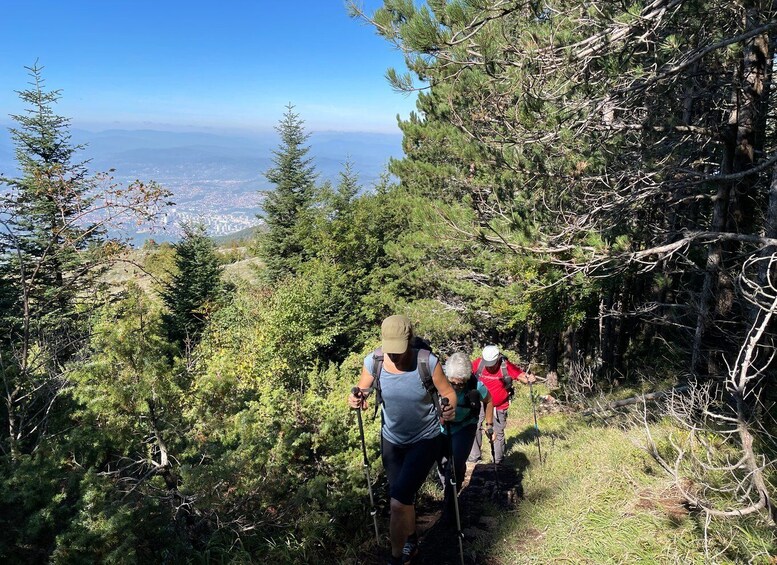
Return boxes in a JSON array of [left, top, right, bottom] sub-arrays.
[[472, 357, 527, 411]]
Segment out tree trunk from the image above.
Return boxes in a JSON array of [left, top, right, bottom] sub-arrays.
[[5, 390, 20, 462], [562, 325, 576, 376], [693, 7, 770, 378], [545, 332, 560, 388], [599, 291, 618, 377]]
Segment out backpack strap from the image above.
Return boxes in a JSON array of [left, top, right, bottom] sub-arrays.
[[371, 347, 384, 420], [416, 348, 433, 392], [465, 374, 481, 417], [417, 349, 443, 420], [468, 373, 478, 390], [500, 360, 512, 389], [476, 357, 513, 391]]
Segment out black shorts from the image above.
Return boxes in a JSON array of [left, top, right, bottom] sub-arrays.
[[381, 435, 442, 505]]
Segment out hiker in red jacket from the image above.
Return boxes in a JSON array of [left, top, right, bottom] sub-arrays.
[[467, 345, 536, 465]]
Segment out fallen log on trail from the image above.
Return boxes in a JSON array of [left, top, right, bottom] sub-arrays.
[[583, 385, 689, 416]]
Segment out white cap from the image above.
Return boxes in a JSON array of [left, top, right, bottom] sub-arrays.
[[482, 345, 500, 367]]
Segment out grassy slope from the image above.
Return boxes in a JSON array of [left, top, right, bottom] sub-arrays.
[[101, 249, 166, 293], [103, 246, 263, 291], [100, 249, 775, 563], [211, 225, 262, 245], [470, 387, 775, 564]]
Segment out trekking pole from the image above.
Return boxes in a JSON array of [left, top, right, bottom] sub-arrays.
[[441, 397, 465, 565], [487, 427, 500, 494], [528, 380, 543, 464], [352, 387, 380, 544]]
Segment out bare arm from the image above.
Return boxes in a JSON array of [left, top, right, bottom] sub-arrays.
[[432, 361, 456, 420], [482, 391, 494, 426], [507, 359, 536, 384], [347, 365, 375, 410]]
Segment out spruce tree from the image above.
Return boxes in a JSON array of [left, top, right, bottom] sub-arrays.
[[1, 64, 104, 340], [161, 222, 222, 347], [0, 64, 106, 458], [312, 160, 360, 264], [256, 104, 317, 281]]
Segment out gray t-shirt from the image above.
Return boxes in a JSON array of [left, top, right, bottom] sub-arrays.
[[364, 350, 441, 446]]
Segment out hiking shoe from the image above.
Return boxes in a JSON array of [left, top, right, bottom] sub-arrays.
[[402, 536, 419, 563]]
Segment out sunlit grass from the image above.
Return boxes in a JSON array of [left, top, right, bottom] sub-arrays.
[[463, 386, 776, 564]]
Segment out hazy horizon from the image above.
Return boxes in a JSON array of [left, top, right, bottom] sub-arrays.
[[1, 1, 419, 134], [0, 124, 404, 245], [1, 1, 415, 244]]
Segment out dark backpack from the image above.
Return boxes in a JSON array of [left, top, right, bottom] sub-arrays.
[[460, 375, 482, 417], [370, 336, 441, 420], [475, 357, 514, 396]]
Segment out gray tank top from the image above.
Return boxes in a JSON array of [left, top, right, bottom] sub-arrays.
[[364, 351, 441, 445]]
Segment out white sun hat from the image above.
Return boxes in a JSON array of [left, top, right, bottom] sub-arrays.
[[482, 345, 500, 367]]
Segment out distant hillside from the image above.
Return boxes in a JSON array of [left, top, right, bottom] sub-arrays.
[[213, 225, 262, 245], [0, 127, 402, 243], [66, 128, 402, 185], [1, 128, 402, 183]]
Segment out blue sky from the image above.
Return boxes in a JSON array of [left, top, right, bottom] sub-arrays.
[[0, 1, 418, 133]]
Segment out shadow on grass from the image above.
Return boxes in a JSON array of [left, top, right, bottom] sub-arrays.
[[512, 425, 541, 446], [410, 451, 559, 564], [506, 425, 567, 464]]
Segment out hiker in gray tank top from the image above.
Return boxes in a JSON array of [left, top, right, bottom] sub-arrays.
[[365, 349, 441, 445], [348, 315, 456, 565]]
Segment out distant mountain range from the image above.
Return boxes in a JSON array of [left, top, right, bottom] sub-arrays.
[[0, 127, 404, 243]]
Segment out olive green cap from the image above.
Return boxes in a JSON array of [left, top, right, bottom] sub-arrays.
[[381, 314, 412, 354]]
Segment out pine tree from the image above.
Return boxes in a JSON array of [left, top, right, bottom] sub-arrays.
[[0, 64, 106, 459], [161, 222, 222, 347], [1, 64, 104, 340], [256, 104, 317, 281], [353, 0, 777, 379]]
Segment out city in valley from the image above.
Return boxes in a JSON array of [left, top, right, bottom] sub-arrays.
[[0, 127, 402, 244], [131, 176, 265, 242]]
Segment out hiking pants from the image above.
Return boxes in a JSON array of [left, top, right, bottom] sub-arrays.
[[382, 435, 442, 505], [438, 422, 477, 511], [467, 406, 508, 464]]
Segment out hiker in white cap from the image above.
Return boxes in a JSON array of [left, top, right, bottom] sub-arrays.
[[467, 345, 536, 464]]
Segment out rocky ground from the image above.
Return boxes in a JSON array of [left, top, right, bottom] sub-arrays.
[[411, 461, 525, 565], [354, 460, 526, 565]]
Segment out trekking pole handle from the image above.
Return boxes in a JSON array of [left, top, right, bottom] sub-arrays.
[[440, 396, 451, 419], [351, 386, 367, 410], [434, 394, 450, 425]]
